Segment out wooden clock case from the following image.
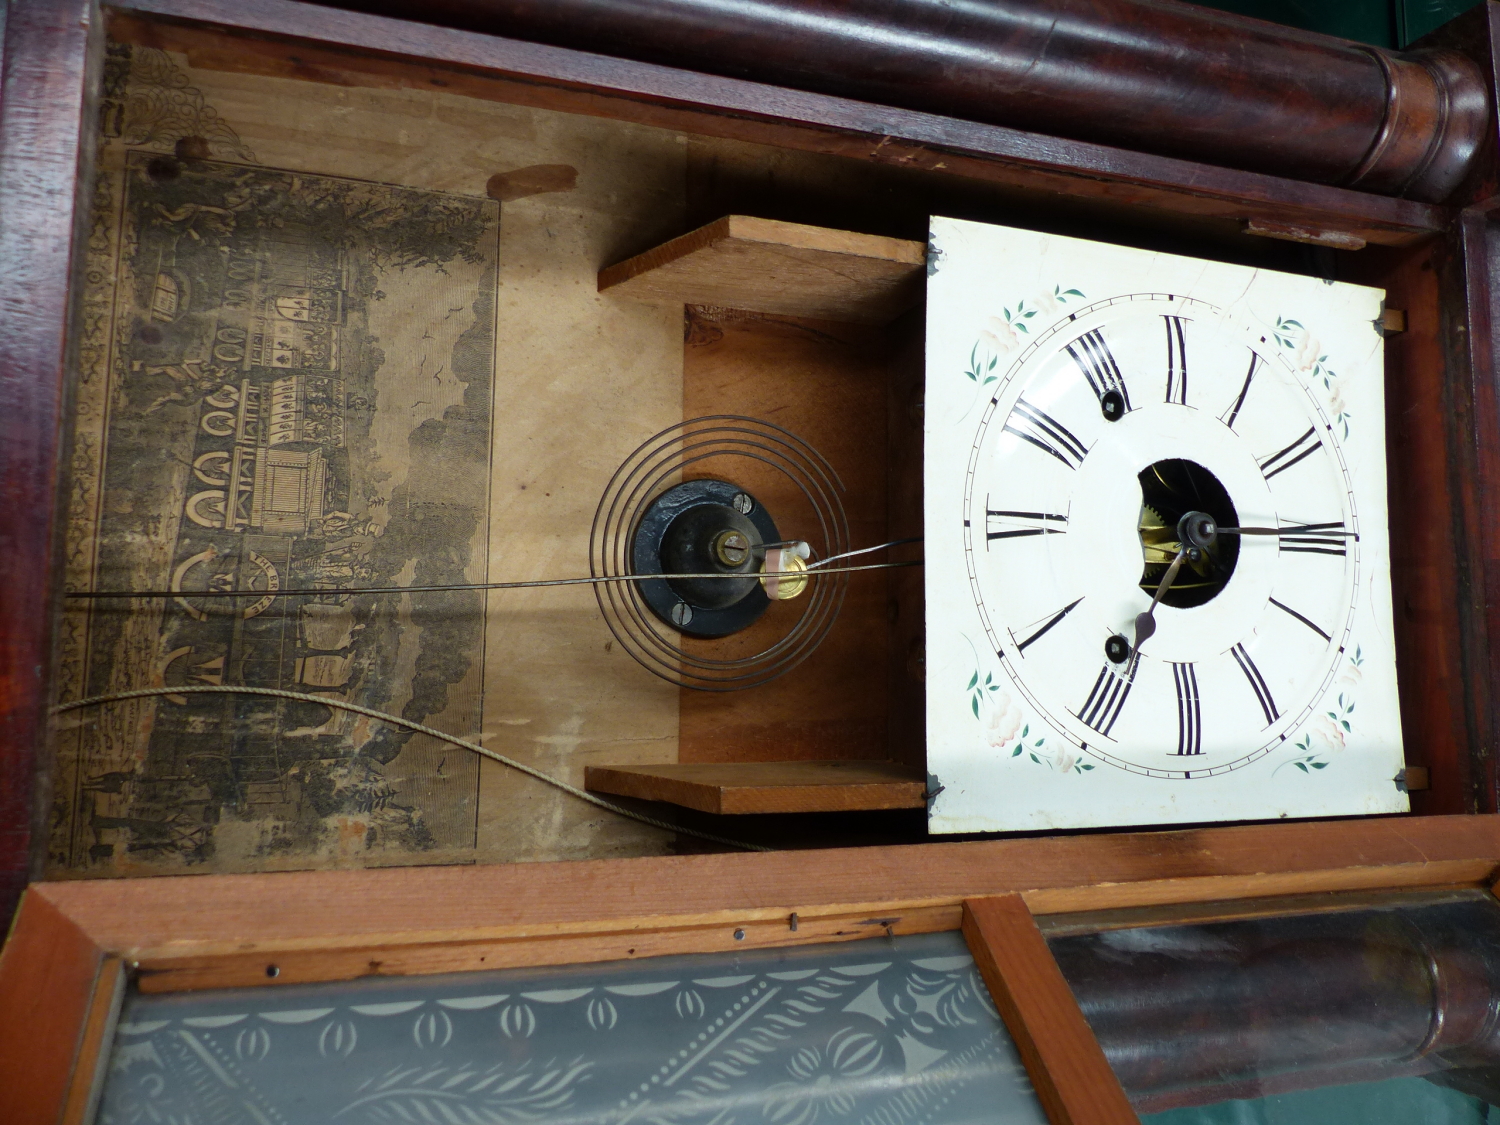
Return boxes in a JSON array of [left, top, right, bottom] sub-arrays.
[[5, 0, 1500, 861], [7, 0, 1500, 1119]]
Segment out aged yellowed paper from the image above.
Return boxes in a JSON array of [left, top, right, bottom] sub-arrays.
[[53, 41, 684, 876]]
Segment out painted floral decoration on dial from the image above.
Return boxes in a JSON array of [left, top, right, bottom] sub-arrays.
[[960, 290, 1362, 780], [926, 217, 1402, 833]]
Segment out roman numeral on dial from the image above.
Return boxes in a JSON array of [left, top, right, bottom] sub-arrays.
[[1270, 596, 1332, 640], [985, 502, 1068, 544], [1066, 329, 1132, 412], [1014, 596, 1084, 653], [1222, 352, 1261, 429], [1258, 426, 1322, 480], [1172, 662, 1201, 756], [1163, 316, 1188, 405], [1231, 642, 1279, 727], [1277, 522, 1348, 557], [1003, 398, 1089, 470], [1078, 663, 1135, 738]]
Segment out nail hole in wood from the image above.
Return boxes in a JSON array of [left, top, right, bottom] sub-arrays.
[[265, 964, 280, 978]]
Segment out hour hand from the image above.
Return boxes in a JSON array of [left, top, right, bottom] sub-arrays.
[[1132, 546, 1191, 662]]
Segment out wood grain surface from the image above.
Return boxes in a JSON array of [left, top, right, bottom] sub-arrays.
[[6, 816, 1500, 1118], [16, 814, 1500, 992], [202, 0, 1490, 203], [1452, 212, 1500, 817], [111, 0, 1445, 246], [0, 892, 107, 1125], [963, 895, 1140, 1125], [599, 215, 925, 323], [1351, 241, 1477, 816], [1034, 883, 1481, 938], [0, 0, 99, 927], [1356, 213, 1500, 819], [59, 957, 124, 1125], [584, 759, 926, 813], [678, 307, 895, 767]]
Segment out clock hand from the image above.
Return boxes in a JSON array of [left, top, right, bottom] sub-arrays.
[[1217, 524, 1358, 539], [1172, 513, 1358, 548], [1131, 545, 1195, 666]]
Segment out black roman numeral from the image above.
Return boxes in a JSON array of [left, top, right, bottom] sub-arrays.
[[1003, 398, 1089, 470], [1066, 330, 1132, 412], [1258, 426, 1321, 480], [1078, 663, 1135, 738], [1171, 663, 1201, 756], [1014, 597, 1084, 653], [1222, 352, 1261, 430], [1270, 597, 1332, 640], [1277, 521, 1348, 558], [1231, 642, 1279, 727], [1163, 316, 1189, 405], [986, 502, 1068, 544]]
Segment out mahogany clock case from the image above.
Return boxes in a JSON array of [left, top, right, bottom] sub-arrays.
[[7, 0, 1500, 905]]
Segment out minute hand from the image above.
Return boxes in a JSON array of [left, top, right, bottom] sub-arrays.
[[1218, 523, 1358, 540]]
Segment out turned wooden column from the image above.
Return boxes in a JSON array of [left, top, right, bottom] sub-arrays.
[[1048, 897, 1500, 1112], [323, 0, 1491, 202]]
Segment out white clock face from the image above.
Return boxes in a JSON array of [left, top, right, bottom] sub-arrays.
[[924, 216, 1406, 833], [964, 295, 1357, 777]]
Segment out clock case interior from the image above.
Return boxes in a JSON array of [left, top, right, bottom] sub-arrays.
[[46, 12, 1475, 872]]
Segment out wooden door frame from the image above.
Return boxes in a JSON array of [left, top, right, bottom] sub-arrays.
[[6, 814, 1500, 1124]]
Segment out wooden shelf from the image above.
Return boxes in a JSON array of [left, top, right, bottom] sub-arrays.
[[598, 215, 926, 323], [584, 760, 927, 814]]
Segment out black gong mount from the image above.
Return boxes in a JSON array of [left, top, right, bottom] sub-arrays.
[[631, 479, 782, 638], [590, 416, 850, 692]]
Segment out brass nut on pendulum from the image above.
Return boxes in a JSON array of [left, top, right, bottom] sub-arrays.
[[760, 550, 809, 601]]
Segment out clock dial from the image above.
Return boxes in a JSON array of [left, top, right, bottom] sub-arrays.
[[927, 217, 1403, 832], [961, 295, 1357, 778]]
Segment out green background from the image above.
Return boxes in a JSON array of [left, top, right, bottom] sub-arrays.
[[1140, 1074, 1493, 1124], [1193, 0, 1480, 48]]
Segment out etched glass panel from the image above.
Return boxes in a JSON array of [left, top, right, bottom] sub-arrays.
[[96, 931, 1047, 1125]]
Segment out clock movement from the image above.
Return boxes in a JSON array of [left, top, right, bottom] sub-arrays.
[[925, 218, 1405, 832]]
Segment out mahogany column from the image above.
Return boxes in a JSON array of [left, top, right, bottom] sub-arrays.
[[319, 0, 1490, 202], [0, 0, 100, 929]]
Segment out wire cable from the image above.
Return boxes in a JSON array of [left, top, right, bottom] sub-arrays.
[[807, 537, 923, 570], [53, 684, 773, 854], [66, 560, 922, 600]]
